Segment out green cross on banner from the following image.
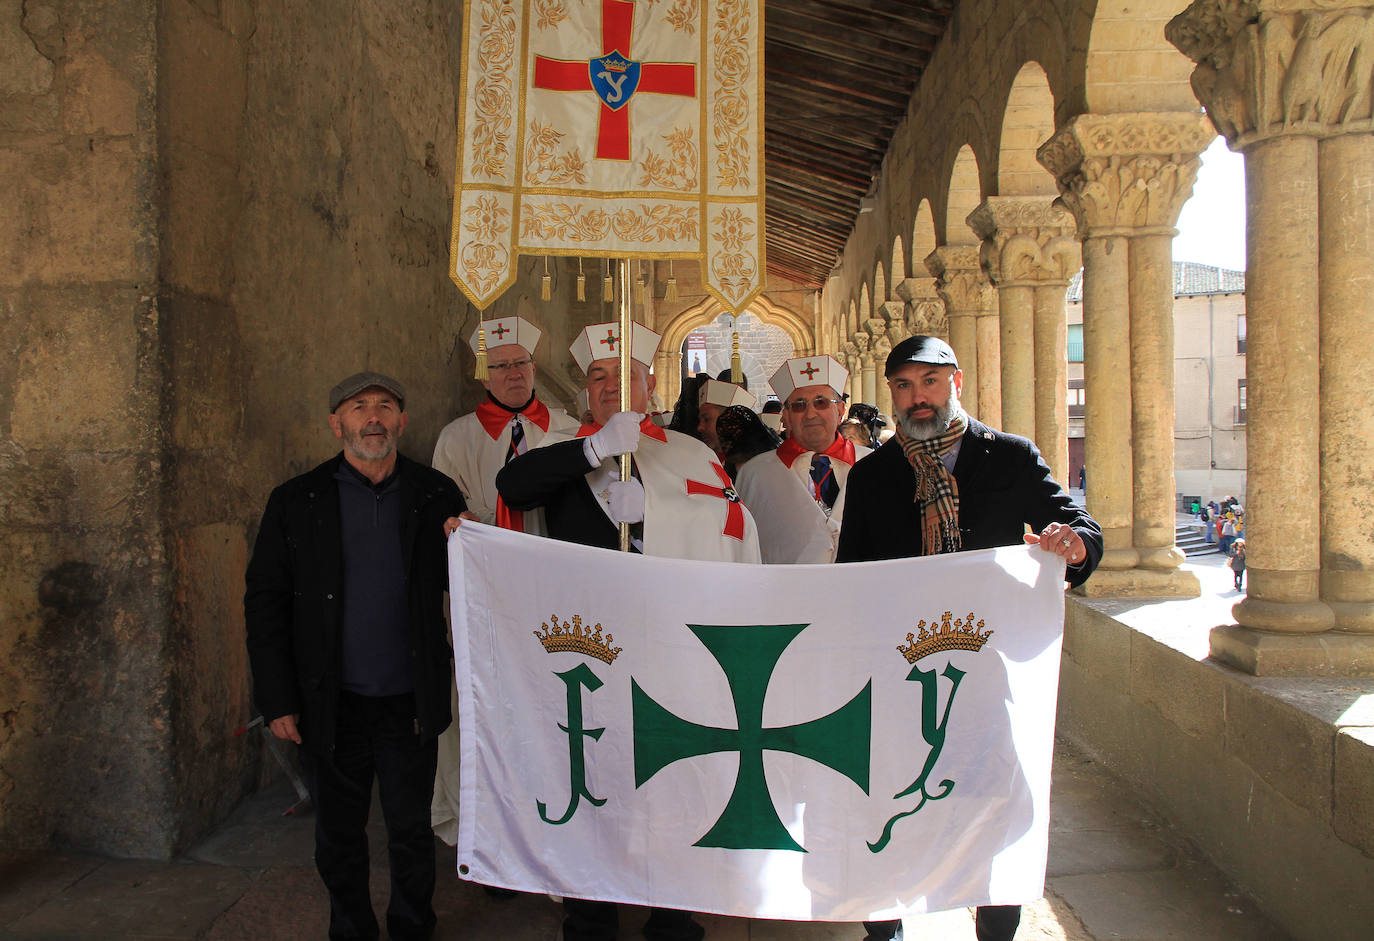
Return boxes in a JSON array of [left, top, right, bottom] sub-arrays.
[[631, 623, 871, 852]]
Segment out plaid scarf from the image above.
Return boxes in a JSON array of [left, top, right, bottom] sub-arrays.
[[895, 414, 968, 555]]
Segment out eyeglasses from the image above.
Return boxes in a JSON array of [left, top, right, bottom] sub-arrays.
[[487, 358, 534, 372], [786, 396, 842, 414]]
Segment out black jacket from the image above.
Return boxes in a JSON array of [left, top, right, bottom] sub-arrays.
[[837, 417, 1102, 586], [244, 452, 466, 754], [496, 438, 623, 550]]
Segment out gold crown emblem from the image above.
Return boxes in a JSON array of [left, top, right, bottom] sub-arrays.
[[897, 611, 993, 663], [534, 614, 622, 664], [601, 54, 630, 73]]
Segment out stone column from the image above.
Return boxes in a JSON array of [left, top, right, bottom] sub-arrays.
[[1033, 281, 1072, 484], [1040, 112, 1212, 597], [1320, 133, 1374, 634], [872, 334, 894, 420], [968, 197, 1080, 446], [927, 245, 995, 421], [852, 332, 875, 405], [843, 345, 862, 403], [1167, 1, 1374, 670]]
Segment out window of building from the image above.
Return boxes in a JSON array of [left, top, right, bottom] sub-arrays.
[[1067, 378, 1085, 418], [1067, 323, 1084, 362], [1236, 378, 1247, 424], [1237, 314, 1246, 354]]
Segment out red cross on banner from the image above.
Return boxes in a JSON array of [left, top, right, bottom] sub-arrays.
[[685, 462, 746, 541], [532, 0, 697, 161]]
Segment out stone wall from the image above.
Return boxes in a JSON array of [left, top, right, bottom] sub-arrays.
[[1, 0, 170, 854], [0, 0, 559, 857], [1061, 598, 1374, 941]]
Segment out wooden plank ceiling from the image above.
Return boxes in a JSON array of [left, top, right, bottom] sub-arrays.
[[764, 0, 957, 288]]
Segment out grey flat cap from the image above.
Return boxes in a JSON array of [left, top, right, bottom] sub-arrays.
[[885, 335, 959, 376], [329, 371, 406, 412]]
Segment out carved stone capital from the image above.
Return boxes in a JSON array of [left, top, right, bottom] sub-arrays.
[[925, 245, 996, 315], [892, 277, 938, 303], [865, 318, 889, 340], [877, 300, 906, 323], [1168, 2, 1374, 148], [909, 298, 948, 337], [851, 332, 870, 353], [967, 197, 1082, 286], [1038, 112, 1215, 235]]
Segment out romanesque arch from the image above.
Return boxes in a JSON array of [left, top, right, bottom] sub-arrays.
[[890, 235, 906, 286], [658, 293, 815, 364], [873, 261, 887, 306], [1084, 0, 1196, 114], [998, 61, 1058, 197], [946, 144, 984, 244]]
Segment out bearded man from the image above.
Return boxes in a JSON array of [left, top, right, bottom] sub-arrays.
[[836, 336, 1102, 941]]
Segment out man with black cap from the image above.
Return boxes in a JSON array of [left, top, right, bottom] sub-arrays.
[[837, 336, 1102, 941], [246, 371, 469, 941]]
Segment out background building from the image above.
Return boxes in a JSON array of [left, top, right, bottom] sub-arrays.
[[1067, 262, 1247, 506]]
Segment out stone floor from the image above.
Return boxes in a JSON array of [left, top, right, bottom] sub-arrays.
[[1, 552, 1285, 940]]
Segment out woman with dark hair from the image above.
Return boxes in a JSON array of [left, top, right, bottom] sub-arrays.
[[667, 373, 710, 438], [717, 405, 834, 564]]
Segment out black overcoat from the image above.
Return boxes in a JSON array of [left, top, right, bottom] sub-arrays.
[[837, 417, 1102, 586], [244, 452, 465, 755]]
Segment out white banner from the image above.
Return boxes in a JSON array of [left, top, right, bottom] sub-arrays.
[[451, 0, 764, 313], [449, 523, 1065, 921]]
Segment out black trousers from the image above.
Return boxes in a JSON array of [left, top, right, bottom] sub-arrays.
[[300, 691, 439, 941], [863, 905, 1021, 941], [563, 898, 704, 941]]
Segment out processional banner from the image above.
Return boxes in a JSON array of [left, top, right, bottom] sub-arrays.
[[450, 0, 764, 314], [448, 523, 1066, 921]]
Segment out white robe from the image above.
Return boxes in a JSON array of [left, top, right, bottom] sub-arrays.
[[774, 440, 871, 535], [734, 450, 835, 564], [546, 424, 763, 564], [431, 401, 579, 525], [432, 399, 578, 845]]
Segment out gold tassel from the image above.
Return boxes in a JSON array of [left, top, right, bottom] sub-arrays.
[[665, 260, 677, 301], [474, 324, 489, 380], [602, 260, 613, 303], [576, 258, 586, 302], [541, 257, 552, 301], [730, 330, 742, 384]]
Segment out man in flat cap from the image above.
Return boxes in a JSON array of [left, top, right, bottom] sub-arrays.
[[837, 337, 1102, 941], [246, 371, 469, 941]]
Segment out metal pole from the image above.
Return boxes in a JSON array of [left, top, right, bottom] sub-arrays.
[[617, 257, 633, 552]]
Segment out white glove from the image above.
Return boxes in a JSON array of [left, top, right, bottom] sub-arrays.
[[607, 478, 645, 523], [585, 410, 643, 464]]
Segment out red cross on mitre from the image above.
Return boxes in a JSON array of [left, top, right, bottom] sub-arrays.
[[531, 0, 697, 161], [799, 361, 820, 381], [490, 322, 510, 340], [685, 462, 745, 541], [599, 329, 619, 351]]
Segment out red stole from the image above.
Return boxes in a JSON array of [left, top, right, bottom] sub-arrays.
[[775, 433, 857, 470], [475, 397, 552, 440]]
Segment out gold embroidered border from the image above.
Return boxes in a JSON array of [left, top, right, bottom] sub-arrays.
[[520, 201, 700, 244], [469, 0, 517, 180], [709, 206, 759, 305], [711, 0, 753, 190], [458, 192, 512, 296]]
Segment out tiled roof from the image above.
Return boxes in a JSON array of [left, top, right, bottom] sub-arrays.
[[1066, 262, 1245, 302]]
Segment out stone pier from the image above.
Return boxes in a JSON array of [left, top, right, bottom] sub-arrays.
[[1039, 112, 1210, 598]]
